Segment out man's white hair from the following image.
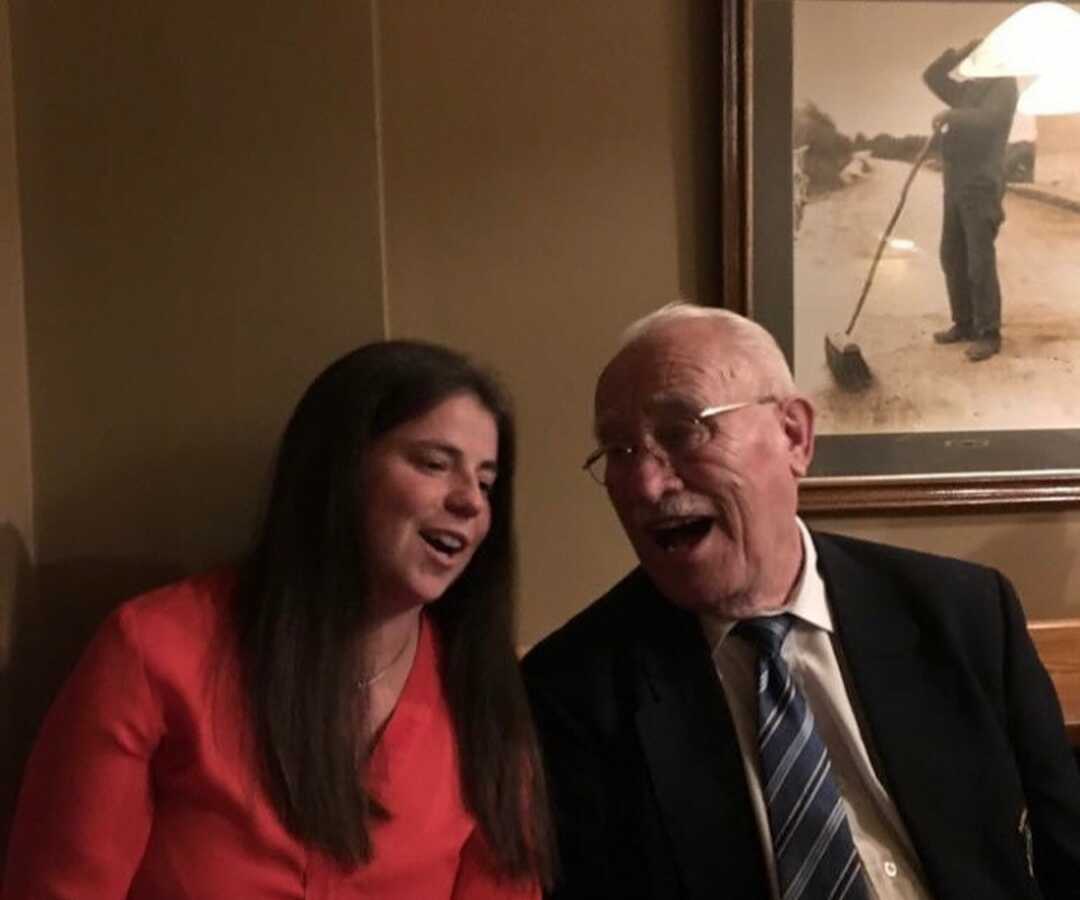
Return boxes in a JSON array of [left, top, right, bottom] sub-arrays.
[[618, 301, 797, 399]]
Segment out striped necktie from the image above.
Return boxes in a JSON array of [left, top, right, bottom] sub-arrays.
[[735, 614, 870, 900]]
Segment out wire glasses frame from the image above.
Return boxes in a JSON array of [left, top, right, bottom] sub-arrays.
[[582, 396, 777, 486]]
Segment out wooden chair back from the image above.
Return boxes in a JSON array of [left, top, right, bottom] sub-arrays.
[[1028, 618, 1080, 748]]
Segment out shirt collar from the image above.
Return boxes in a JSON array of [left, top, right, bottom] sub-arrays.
[[791, 518, 832, 633], [699, 518, 832, 648]]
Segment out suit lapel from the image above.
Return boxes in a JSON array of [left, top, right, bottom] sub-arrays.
[[631, 586, 769, 899], [812, 534, 1010, 886]]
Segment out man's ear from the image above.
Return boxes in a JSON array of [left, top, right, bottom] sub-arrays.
[[779, 396, 815, 478]]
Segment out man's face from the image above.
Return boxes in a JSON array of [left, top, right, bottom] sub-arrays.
[[593, 320, 813, 618]]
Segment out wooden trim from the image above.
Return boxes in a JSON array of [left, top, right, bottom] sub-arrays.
[[719, 0, 747, 314], [799, 474, 1080, 516], [1028, 619, 1080, 746]]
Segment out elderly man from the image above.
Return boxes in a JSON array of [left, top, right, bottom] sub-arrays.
[[522, 304, 1080, 899]]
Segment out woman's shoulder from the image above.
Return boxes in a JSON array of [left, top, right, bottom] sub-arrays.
[[44, 569, 244, 749], [107, 568, 239, 665]]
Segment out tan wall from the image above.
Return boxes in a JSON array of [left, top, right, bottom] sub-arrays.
[[12, 0, 385, 574], [379, 0, 722, 641], [3, 0, 386, 840]]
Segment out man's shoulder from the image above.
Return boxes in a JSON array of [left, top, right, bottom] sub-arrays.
[[811, 528, 1011, 626], [812, 528, 998, 580], [521, 567, 693, 693], [523, 568, 652, 666]]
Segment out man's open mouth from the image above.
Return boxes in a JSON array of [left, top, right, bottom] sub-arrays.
[[649, 516, 714, 551]]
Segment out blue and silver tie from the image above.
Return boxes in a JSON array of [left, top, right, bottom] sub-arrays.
[[735, 615, 870, 900]]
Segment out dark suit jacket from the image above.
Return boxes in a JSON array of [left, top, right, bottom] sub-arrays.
[[923, 48, 1018, 197], [522, 531, 1080, 899]]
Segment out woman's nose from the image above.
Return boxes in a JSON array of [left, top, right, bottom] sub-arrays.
[[445, 476, 484, 517]]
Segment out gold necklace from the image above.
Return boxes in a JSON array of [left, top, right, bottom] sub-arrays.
[[356, 627, 414, 691]]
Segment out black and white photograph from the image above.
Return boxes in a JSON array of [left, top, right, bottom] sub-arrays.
[[746, 0, 1080, 489]]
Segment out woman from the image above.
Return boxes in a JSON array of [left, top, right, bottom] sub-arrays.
[[3, 341, 553, 898]]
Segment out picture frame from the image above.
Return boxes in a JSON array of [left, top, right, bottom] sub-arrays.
[[720, 0, 1080, 514]]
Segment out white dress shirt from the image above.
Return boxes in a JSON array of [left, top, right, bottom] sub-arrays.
[[699, 520, 932, 900]]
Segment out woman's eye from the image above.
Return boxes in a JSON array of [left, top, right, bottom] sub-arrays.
[[415, 453, 450, 472], [478, 478, 495, 496]]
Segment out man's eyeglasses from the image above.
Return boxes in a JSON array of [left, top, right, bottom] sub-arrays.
[[582, 397, 776, 486]]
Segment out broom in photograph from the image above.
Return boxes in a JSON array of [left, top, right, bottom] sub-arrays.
[[825, 127, 938, 391]]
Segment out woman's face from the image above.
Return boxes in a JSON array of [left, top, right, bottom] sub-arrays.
[[358, 391, 499, 616]]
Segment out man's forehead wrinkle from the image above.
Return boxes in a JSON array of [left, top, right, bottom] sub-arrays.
[[593, 377, 651, 438], [593, 327, 754, 434], [623, 350, 749, 405]]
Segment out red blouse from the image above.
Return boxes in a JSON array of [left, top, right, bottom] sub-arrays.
[[3, 571, 539, 900]]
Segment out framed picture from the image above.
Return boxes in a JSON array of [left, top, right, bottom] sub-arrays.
[[720, 0, 1080, 513]]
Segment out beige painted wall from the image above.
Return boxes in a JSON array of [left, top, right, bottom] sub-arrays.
[[379, 0, 722, 642], [3, 0, 386, 842], [12, 0, 385, 575]]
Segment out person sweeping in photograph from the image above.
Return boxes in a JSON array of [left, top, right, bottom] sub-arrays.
[[923, 37, 1018, 362]]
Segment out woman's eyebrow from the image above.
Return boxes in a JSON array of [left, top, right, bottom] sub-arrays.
[[411, 440, 498, 474]]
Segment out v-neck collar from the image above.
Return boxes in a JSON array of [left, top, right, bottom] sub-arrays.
[[365, 614, 439, 787]]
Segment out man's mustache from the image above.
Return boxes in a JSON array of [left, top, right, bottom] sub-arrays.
[[632, 493, 719, 525]]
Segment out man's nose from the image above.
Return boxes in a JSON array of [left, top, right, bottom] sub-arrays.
[[616, 446, 683, 502]]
